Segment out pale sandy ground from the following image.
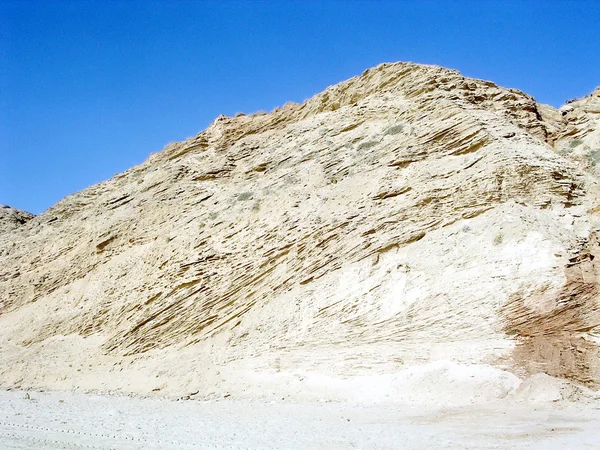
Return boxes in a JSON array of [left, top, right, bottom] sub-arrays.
[[1, 390, 599, 449]]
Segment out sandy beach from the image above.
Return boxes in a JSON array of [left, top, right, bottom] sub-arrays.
[[1, 390, 599, 449]]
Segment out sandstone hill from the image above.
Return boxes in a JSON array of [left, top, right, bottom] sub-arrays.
[[1, 63, 599, 404]]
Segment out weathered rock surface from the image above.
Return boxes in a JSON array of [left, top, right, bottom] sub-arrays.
[[539, 86, 600, 176], [0, 205, 34, 234], [1, 63, 599, 402]]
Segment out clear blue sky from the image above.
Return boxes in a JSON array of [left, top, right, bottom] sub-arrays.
[[2, 1, 599, 214]]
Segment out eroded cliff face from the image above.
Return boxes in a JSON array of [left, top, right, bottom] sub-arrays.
[[540, 87, 600, 175], [1, 63, 599, 400]]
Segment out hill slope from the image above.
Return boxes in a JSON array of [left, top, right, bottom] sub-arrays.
[[1, 62, 599, 402]]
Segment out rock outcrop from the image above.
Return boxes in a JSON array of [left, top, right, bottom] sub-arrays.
[[1, 63, 599, 401], [0, 206, 34, 234]]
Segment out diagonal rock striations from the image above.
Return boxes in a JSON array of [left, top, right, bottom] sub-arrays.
[[1, 62, 599, 400]]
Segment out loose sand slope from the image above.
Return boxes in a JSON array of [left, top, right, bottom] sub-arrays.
[[1, 62, 600, 402]]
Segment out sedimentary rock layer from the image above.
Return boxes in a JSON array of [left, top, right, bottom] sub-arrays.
[[1, 63, 599, 398]]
